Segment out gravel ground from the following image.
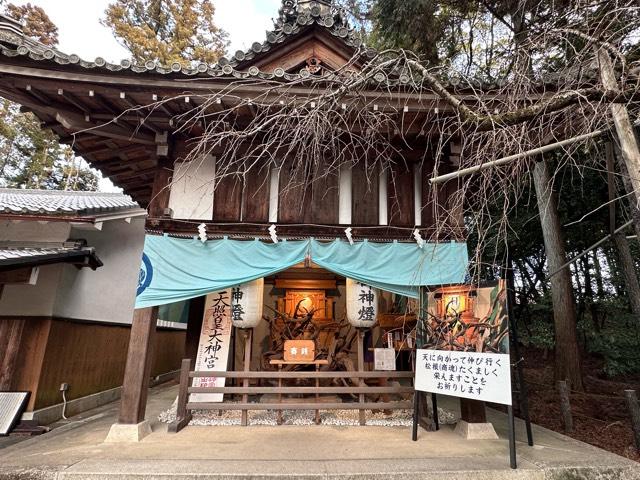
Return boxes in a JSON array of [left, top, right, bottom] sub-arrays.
[[158, 399, 458, 427]]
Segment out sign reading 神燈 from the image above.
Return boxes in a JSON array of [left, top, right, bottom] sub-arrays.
[[414, 281, 512, 406]]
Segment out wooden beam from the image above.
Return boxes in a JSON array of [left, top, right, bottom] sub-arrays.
[[0, 267, 36, 284], [118, 307, 158, 425], [148, 160, 173, 218], [0, 319, 25, 390]]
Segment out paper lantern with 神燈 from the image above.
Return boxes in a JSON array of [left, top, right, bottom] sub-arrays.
[[346, 278, 378, 328], [230, 278, 264, 329]]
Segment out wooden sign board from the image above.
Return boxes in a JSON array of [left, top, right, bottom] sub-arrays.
[[284, 340, 315, 362]]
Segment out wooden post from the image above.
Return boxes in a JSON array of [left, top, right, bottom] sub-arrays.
[[0, 319, 24, 391], [168, 358, 192, 433], [357, 329, 366, 426], [599, 50, 640, 209], [557, 380, 574, 433], [241, 329, 252, 427], [315, 363, 321, 425], [460, 398, 487, 424], [277, 364, 283, 425], [184, 296, 206, 362], [412, 391, 419, 441], [148, 156, 173, 219], [625, 390, 640, 452], [118, 307, 158, 425]]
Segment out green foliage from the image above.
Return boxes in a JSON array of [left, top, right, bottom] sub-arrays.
[[519, 296, 640, 378], [587, 307, 640, 378], [0, 4, 99, 191], [4, 2, 58, 45], [102, 0, 229, 67], [0, 99, 98, 191]]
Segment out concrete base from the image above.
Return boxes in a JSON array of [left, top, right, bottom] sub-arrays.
[[454, 420, 499, 440], [104, 421, 152, 443], [2, 385, 640, 480]]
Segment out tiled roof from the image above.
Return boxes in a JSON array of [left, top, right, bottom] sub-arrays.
[[0, 241, 102, 269], [0, 2, 371, 83], [0, 189, 140, 217], [0, 3, 587, 91]]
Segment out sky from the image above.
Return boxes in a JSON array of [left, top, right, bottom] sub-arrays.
[[12, 0, 282, 62], [10, 0, 282, 191]]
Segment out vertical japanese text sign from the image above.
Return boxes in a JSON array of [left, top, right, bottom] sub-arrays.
[[190, 290, 233, 403], [346, 278, 378, 328], [414, 281, 512, 405]]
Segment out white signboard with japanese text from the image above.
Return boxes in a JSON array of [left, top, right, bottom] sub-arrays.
[[415, 349, 512, 406], [190, 290, 232, 403]]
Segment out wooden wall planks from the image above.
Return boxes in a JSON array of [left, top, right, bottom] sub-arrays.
[[0, 317, 185, 411], [242, 163, 271, 223], [213, 175, 244, 221], [388, 161, 415, 226], [351, 161, 379, 225], [278, 158, 312, 224]]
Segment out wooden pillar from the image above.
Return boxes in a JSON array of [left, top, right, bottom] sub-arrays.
[[599, 50, 640, 209], [118, 307, 158, 425], [460, 399, 487, 424], [184, 296, 206, 362], [357, 329, 366, 426], [0, 319, 24, 391], [241, 329, 252, 427], [148, 162, 173, 218]]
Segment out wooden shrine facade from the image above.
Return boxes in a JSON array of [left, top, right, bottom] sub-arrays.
[[0, 2, 467, 241]]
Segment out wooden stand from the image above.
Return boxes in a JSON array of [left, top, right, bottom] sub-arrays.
[[357, 329, 366, 426], [269, 359, 329, 425], [241, 329, 253, 427]]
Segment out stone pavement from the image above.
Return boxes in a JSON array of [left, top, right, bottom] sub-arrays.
[[0, 382, 639, 480]]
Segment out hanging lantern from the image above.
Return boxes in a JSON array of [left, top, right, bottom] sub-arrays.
[[346, 278, 378, 328], [230, 278, 264, 329]]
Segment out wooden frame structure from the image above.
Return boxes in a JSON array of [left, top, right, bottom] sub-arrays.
[[0, 0, 475, 430], [169, 358, 414, 433]]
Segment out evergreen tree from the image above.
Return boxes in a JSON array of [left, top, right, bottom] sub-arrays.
[[102, 0, 229, 67], [0, 3, 99, 191]]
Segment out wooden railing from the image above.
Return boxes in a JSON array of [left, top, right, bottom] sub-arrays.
[[169, 358, 415, 432]]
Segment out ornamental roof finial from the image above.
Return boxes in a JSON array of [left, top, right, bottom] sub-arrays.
[[276, 0, 344, 30]]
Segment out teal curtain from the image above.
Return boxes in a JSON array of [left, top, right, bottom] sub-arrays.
[[135, 236, 469, 308], [135, 236, 309, 308], [310, 239, 469, 298]]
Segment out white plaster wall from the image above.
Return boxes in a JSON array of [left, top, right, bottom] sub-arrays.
[[168, 155, 216, 220], [54, 217, 146, 324], [0, 220, 71, 242], [0, 220, 71, 316], [0, 264, 63, 316]]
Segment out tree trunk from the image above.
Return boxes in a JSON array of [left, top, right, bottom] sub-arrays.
[[612, 232, 640, 317], [592, 250, 606, 298], [612, 143, 640, 243], [532, 159, 584, 391], [599, 51, 640, 212]]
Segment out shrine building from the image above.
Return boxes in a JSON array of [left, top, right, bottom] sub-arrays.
[[0, 0, 473, 437]]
